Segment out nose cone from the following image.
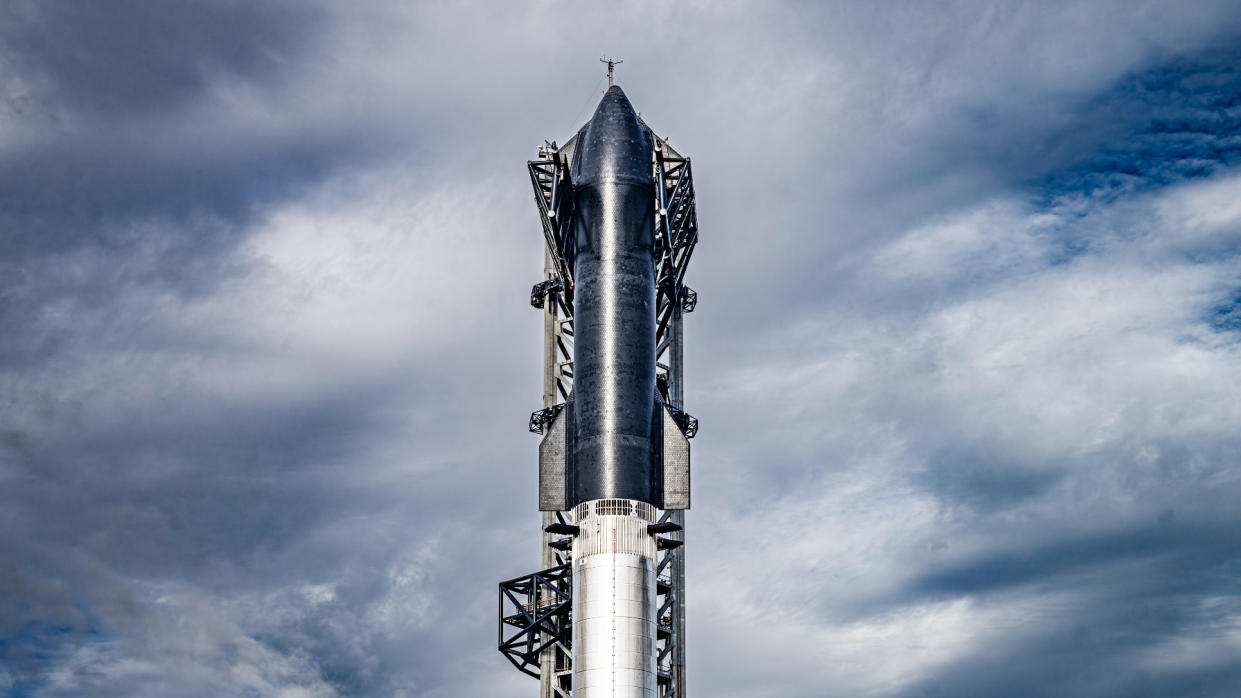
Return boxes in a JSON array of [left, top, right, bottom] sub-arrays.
[[573, 86, 652, 187]]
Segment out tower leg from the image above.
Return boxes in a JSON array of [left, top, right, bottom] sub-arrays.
[[666, 304, 687, 697], [541, 249, 573, 698]]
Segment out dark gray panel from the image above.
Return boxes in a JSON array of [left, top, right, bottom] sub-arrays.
[[661, 405, 690, 510], [539, 405, 569, 511]]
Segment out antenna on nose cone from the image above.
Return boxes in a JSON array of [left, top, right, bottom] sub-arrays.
[[600, 56, 623, 87]]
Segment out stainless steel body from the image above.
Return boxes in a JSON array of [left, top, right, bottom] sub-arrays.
[[569, 86, 659, 507], [572, 499, 658, 697]]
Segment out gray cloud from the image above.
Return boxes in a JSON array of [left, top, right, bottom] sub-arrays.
[[0, 0, 322, 114]]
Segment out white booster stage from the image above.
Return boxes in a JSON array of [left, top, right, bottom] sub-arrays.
[[572, 499, 659, 697]]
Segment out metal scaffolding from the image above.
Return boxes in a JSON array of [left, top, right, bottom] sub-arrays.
[[502, 130, 698, 698]]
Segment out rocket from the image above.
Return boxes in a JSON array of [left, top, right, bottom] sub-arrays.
[[537, 86, 691, 697]]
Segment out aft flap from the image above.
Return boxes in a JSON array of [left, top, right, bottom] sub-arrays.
[[539, 400, 571, 511], [660, 403, 690, 510]]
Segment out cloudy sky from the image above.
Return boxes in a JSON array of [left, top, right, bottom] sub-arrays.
[[3, 1, 1241, 696]]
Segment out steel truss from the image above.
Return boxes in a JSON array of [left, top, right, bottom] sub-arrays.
[[505, 132, 697, 698], [499, 563, 573, 679]]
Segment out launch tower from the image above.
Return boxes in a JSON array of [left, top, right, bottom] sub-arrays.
[[498, 83, 699, 698]]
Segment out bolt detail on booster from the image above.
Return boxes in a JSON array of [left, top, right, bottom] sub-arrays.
[[499, 81, 700, 698]]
